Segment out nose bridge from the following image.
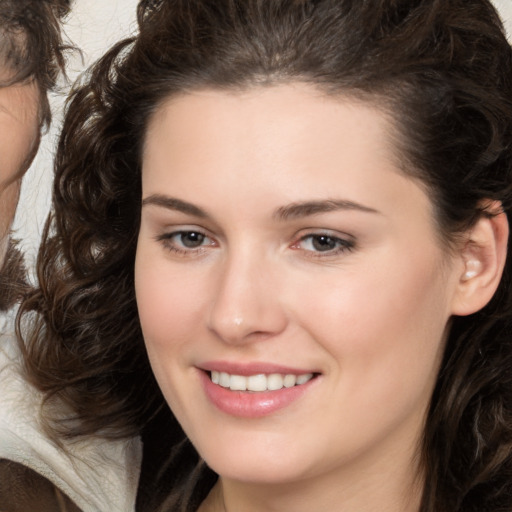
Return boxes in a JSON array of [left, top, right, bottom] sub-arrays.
[[207, 243, 287, 344]]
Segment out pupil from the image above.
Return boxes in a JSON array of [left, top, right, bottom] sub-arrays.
[[181, 232, 204, 248], [312, 235, 336, 251]]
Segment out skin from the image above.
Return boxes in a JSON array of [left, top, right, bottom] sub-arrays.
[[135, 83, 478, 512], [0, 80, 40, 268]]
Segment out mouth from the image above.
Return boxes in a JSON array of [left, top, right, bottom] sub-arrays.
[[198, 362, 320, 417], [209, 371, 316, 392]]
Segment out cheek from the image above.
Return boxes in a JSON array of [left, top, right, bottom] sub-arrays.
[[135, 249, 207, 359], [0, 180, 21, 238], [295, 248, 451, 395], [0, 123, 38, 186], [134, 248, 215, 424]]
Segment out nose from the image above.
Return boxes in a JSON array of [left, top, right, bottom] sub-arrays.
[[207, 252, 288, 344]]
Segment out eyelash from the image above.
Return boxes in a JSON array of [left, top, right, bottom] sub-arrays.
[[156, 230, 215, 256], [156, 230, 355, 258], [291, 232, 355, 258]]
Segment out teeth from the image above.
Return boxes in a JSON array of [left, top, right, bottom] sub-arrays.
[[283, 374, 296, 388], [210, 371, 314, 392], [247, 374, 267, 391], [267, 374, 284, 390], [230, 374, 247, 391], [297, 374, 312, 385], [219, 372, 231, 388]]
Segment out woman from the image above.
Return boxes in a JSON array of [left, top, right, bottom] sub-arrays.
[[20, 0, 512, 510]]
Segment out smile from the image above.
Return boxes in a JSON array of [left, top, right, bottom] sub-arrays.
[[210, 371, 314, 392]]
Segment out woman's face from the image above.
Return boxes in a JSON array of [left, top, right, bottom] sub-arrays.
[[135, 84, 464, 488]]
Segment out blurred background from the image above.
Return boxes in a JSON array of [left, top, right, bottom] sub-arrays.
[[13, 0, 139, 273]]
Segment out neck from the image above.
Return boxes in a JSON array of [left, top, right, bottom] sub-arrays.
[[199, 449, 424, 512]]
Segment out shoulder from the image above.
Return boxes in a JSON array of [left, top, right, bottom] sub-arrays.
[[0, 459, 82, 512], [0, 337, 143, 512]]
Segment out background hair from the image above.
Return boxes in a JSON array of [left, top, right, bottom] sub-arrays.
[[19, 0, 512, 511], [0, 241, 28, 312], [0, 0, 71, 126]]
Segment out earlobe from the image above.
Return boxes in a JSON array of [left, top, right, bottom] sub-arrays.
[[451, 202, 509, 316]]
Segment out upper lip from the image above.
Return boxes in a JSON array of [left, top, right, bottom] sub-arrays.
[[198, 361, 318, 376]]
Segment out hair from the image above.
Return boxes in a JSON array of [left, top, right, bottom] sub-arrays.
[[18, 0, 512, 510], [0, 0, 71, 126], [0, 240, 28, 312]]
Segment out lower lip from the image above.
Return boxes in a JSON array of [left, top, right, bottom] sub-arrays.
[[199, 371, 316, 418]]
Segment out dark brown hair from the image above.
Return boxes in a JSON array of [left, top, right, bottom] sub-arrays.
[[0, 241, 28, 312], [19, 1, 512, 511], [0, 0, 71, 125]]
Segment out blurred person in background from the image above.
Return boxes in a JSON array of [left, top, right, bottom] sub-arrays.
[[0, 1, 141, 510]]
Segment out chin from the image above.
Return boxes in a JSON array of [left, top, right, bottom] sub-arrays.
[[208, 458, 307, 486], [197, 433, 315, 486]]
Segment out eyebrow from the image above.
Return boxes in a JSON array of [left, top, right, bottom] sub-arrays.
[[273, 199, 379, 220], [142, 195, 208, 217], [141, 194, 380, 220]]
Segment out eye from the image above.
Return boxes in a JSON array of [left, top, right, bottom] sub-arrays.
[[174, 231, 208, 248], [293, 232, 354, 255], [157, 229, 215, 254]]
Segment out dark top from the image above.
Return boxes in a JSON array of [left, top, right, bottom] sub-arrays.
[[0, 459, 82, 512]]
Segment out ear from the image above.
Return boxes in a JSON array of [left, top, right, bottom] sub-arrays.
[[451, 201, 509, 316]]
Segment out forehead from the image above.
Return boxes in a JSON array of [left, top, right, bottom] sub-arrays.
[[144, 84, 399, 193], [145, 84, 397, 173], [142, 84, 435, 236]]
